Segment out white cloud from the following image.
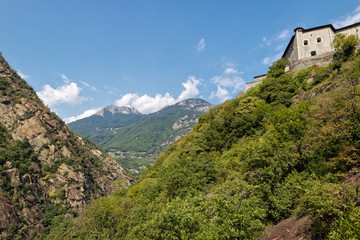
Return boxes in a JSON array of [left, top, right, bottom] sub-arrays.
[[262, 52, 283, 65], [260, 29, 290, 64], [61, 74, 70, 83], [278, 29, 290, 40], [333, 5, 360, 28], [114, 76, 201, 114], [262, 57, 271, 65], [275, 43, 286, 51], [17, 70, 30, 80], [37, 81, 86, 107], [261, 29, 290, 48], [224, 67, 237, 75], [210, 85, 230, 102], [260, 37, 271, 47], [64, 107, 102, 124], [115, 93, 176, 114], [178, 76, 201, 101], [197, 38, 206, 52], [80, 81, 90, 87], [209, 63, 244, 103], [80, 80, 98, 91], [211, 66, 244, 92]]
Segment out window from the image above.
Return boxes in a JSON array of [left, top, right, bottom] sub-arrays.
[[311, 51, 317, 56], [304, 40, 309, 46], [317, 37, 322, 43]]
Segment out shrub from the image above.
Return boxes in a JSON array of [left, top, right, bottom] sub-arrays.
[[332, 33, 360, 60]]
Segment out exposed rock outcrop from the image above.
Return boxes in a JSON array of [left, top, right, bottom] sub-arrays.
[[0, 53, 132, 239], [259, 216, 312, 240]]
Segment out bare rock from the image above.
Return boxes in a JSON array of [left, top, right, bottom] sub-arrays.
[[259, 216, 312, 240], [21, 173, 33, 184], [21, 206, 44, 225], [0, 191, 19, 230], [6, 168, 20, 185], [61, 146, 72, 158], [30, 162, 41, 173], [90, 149, 103, 158]]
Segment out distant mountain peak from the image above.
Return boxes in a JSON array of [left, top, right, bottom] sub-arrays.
[[174, 98, 213, 112], [95, 105, 141, 116]]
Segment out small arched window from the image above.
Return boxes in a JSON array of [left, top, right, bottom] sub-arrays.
[[304, 40, 309, 46], [317, 37, 322, 43]]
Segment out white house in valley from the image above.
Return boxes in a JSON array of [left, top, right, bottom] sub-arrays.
[[245, 22, 360, 92]]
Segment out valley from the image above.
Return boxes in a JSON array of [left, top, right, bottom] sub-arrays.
[[68, 98, 213, 176]]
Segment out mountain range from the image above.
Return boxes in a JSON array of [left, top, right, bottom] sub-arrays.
[[68, 98, 213, 175]]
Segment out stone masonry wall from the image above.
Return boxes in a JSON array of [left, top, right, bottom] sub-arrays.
[[289, 52, 334, 72]]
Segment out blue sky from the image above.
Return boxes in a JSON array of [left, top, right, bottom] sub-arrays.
[[1, 0, 360, 123]]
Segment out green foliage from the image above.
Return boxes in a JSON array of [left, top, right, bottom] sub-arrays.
[[0, 123, 7, 146], [332, 33, 360, 60], [296, 182, 359, 239], [159, 154, 216, 198], [312, 66, 332, 85], [267, 58, 289, 78], [0, 77, 11, 91], [328, 206, 360, 239], [45, 48, 360, 239], [193, 96, 270, 153], [254, 59, 311, 107], [68, 99, 213, 176]]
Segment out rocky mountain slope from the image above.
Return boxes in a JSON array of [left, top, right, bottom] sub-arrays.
[[0, 53, 132, 239], [67, 105, 143, 143], [68, 98, 213, 176]]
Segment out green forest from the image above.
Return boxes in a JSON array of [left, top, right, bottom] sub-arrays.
[[43, 34, 360, 239]]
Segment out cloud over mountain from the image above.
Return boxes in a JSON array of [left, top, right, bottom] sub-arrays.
[[64, 107, 102, 123], [114, 76, 201, 114]]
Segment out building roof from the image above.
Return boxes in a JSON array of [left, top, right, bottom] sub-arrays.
[[253, 73, 267, 79]]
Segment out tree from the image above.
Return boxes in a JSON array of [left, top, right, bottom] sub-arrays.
[[332, 33, 360, 60]]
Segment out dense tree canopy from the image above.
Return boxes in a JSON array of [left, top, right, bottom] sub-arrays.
[[44, 35, 360, 239]]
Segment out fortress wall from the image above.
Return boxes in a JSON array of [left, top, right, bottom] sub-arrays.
[[337, 26, 360, 38], [284, 38, 298, 63], [290, 52, 334, 72], [297, 28, 335, 60], [253, 74, 266, 82], [245, 75, 265, 92]]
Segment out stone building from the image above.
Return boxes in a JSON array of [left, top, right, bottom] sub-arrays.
[[246, 22, 360, 91]]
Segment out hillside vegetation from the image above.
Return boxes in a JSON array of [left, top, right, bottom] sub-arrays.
[[0, 53, 131, 240], [68, 99, 212, 176], [67, 106, 143, 142], [46, 35, 360, 239]]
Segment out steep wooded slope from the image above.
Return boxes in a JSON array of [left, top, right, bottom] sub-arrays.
[[47, 39, 360, 239], [0, 53, 132, 239]]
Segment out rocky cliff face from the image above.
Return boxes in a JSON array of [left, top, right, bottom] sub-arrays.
[[94, 105, 141, 116], [0, 53, 132, 239], [175, 98, 212, 112]]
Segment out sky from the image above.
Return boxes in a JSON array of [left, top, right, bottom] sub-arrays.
[[1, 0, 360, 123]]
